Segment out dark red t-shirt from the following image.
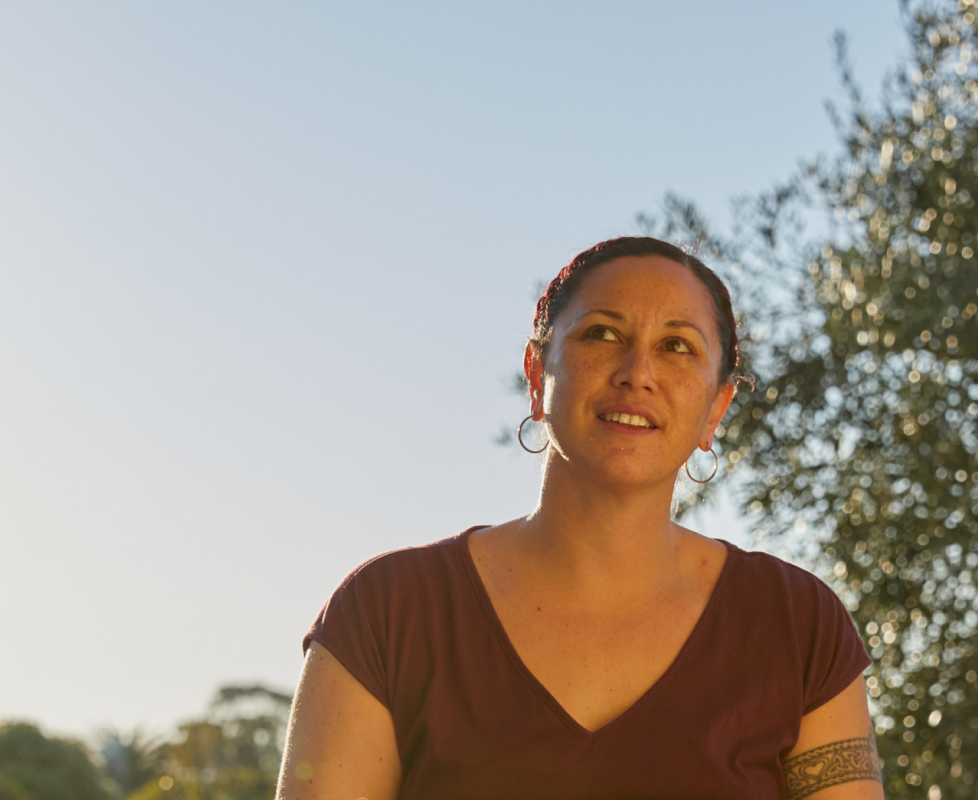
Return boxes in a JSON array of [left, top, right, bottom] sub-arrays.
[[304, 528, 871, 799]]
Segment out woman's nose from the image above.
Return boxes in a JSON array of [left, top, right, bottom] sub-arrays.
[[613, 347, 656, 392]]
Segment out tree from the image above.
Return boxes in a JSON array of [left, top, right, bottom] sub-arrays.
[[641, 1, 978, 796], [125, 684, 291, 800], [0, 722, 109, 800], [0, 774, 32, 800], [95, 728, 162, 799]]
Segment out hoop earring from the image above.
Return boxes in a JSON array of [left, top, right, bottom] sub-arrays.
[[684, 447, 718, 483], [518, 415, 549, 454]]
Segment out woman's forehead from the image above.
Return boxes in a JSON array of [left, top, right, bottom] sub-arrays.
[[564, 255, 715, 319]]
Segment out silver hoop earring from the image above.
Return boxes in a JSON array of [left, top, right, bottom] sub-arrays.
[[518, 415, 549, 454], [684, 447, 718, 483]]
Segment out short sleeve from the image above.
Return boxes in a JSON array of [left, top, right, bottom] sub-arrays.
[[800, 576, 872, 715], [302, 558, 392, 709]]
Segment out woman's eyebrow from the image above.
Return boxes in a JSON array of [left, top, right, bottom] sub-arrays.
[[573, 308, 626, 324], [574, 310, 708, 342], [665, 319, 708, 341]]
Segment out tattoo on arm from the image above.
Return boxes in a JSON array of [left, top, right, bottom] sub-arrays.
[[783, 724, 882, 800]]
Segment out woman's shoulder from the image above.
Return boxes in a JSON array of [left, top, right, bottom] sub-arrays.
[[716, 539, 851, 618], [708, 540, 870, 715], [721, 539, 830, 585], [303, 526, 487, 654], [332, 526, 485, 594]]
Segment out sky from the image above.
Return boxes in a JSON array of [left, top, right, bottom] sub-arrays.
[[0, 2, 908, 741]]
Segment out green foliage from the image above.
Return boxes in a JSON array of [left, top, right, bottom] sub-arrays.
[[96, 728, 162, 799], [0, 772, 32, 800], [128, 684, 291, 800], [126, 765, 274, 800], [0, 722, 109, 800], [0, 685, 291, 800], [646, 1, 978, 796]]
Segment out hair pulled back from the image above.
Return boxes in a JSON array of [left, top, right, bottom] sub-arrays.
[[530, 236, 739, 385]]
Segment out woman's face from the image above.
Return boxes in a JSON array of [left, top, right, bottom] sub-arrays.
[[525, 255, 734, 488]]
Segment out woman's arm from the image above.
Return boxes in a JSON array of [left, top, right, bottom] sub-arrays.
[[782, 676, 884, 800], [276, 641, 402, 800]]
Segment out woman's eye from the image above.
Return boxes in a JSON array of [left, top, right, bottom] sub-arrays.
[[664, 338, 693, 354], [587, 326, 618, 342]]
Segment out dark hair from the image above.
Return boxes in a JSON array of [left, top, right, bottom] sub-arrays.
[[530, 236, 739, 385]]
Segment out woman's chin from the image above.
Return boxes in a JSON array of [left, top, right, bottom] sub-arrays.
[[562, 456, 679, 493]]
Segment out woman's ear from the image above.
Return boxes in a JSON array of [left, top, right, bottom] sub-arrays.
[[700, 381, 735, 451], [523, 342, 546, 421]]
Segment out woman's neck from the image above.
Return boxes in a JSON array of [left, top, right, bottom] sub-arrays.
[[518, 457, 693, 597]]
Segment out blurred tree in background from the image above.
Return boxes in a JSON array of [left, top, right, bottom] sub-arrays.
[[0, 683, 291, 800], [642, 0, 977, 796], [95, 729, 161, 799], [0, 722, 108, 800], [124, 684, 291, 800]]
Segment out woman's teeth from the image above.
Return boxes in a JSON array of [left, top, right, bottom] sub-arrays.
[[599, 412, 654, 428]]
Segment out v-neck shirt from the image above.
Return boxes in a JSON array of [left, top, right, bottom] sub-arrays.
[[304, 528, 871, 800]]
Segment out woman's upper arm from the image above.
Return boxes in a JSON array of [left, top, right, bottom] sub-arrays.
[[782, 676, 884, 800], [276, 640, 402, 800]]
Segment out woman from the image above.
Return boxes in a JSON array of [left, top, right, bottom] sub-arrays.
[[276, 237, 882, 800]]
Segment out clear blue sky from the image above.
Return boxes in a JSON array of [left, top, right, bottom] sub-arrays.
[[1, 2, 906, 739]]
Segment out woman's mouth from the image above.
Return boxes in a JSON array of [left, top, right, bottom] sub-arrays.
[[597, 412, 657, 429]]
